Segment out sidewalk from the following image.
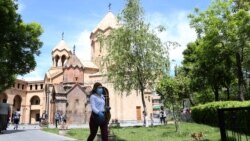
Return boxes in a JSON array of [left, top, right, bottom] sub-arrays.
[[0, 119, 172, 141], [0, 125, 76, 141]]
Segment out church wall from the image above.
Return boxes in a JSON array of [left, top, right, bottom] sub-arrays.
[[64, 68, 84, 83], [25, 90, 45, 124], [90, 29, 111, 68], [55, 100, 67, 117], [52, 74, 64, 84], [2, 79, 46, 124], [66, 86, 88, 124], [87, 75, 154, 123], [84, 74, 101, 86], [4, 88, 27, 124], [105, 83, 153, 122]]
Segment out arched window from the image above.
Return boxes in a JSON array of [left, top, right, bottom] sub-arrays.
[[0, 93, 8, 103], [61, 55, 66, 66], [13, 95, 22, 111], [55, 55, 59, 67], [30, 96, 40, 105]]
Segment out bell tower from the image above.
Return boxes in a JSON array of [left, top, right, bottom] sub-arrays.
[[90, 10, 118, 68], [52, 33, 72, 68]]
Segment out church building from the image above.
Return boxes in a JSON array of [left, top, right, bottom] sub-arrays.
[[0, 11, 154, 124]]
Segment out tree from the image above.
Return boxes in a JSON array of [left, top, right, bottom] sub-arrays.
[[0, 0, 43, 92], [188, 0, 250, 101], [156, 74, 188, 132], [101, 0, 169, 126]]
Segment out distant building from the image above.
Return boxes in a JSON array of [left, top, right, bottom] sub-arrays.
[[152, 93, 163, 118], [0, 11, 153, 124]]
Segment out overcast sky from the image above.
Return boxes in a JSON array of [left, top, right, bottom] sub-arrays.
[[17, 0, 211, 80]]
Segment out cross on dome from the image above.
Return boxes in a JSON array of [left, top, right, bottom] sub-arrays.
[[108, 3, 111, 11]]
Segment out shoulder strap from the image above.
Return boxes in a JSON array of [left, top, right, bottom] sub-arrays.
[[103, 87, 109, 107]]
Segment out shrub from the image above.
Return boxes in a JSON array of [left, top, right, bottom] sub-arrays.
[[191, 101, 250, 127]]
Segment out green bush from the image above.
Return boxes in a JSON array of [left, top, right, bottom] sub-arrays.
[[191, 101, 250, 126]]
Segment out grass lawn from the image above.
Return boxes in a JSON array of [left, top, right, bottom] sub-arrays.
[[43, 122, 221, 141]]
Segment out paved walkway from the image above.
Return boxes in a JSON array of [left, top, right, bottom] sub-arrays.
[[0, 119, 166, 141], [0, 125, 76, 141]]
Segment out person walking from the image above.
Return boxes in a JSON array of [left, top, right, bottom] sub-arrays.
[[13, 109, 21, 130], [55, 111, 60, 128], [87, 82, 109, 141], [160, 106, 166, 125]]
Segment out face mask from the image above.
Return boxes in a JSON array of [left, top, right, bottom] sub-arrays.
[[96, 87, 103, 95]]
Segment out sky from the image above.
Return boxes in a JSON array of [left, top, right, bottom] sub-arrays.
[[16, 0, 211, 81]]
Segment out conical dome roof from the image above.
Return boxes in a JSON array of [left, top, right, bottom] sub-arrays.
[[52, 40, 71, 52], [64, 54, 84, 69], [91, 11, 118, 34]]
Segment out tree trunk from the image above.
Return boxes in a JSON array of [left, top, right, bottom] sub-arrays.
[[214, 88, 219, 101], [189, 94, 195, 106], [172, 103, 179, 132], [140, 88, 148, 127], [226, 87, 230, 100], [236, 53, 245, 101]]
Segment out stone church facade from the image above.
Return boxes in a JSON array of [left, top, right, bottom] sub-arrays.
[[0, 11, 154, 124]]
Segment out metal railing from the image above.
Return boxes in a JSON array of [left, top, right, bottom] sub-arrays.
[[218, 107, 250, 141]]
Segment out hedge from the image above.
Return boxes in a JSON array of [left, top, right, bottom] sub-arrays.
[[191, 101, 250, 127]]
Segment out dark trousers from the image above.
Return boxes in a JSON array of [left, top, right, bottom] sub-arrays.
[[55, 119, 59, 128], [160, 117, 166, 124], [87, 113, 108, 141]]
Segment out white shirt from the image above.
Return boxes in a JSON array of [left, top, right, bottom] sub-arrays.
[[90, 94, 105, 114], [14, 111, 21, 119]]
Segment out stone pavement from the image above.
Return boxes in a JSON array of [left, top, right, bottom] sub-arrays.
[[0, 119, 166, 141], [0, 125, 77, 141]]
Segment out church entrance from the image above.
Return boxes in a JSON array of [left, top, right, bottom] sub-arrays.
[[136, 106, 142, 120], [30, 110, 40, 123]]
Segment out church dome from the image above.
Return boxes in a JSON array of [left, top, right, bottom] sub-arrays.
[[91, 11, 118, 34], [52, 40, 71, 52], [64, 54, 84, 69]]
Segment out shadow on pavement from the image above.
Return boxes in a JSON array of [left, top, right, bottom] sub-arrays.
[[0, 129, 25, 134]]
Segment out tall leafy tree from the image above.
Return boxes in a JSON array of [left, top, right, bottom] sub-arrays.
[[182, 42, 216, 103], [188, 0, 250, 101], [102, 0, 169, 125], [0, 0, 43, 92]]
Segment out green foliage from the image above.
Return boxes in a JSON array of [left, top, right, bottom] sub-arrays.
[[157, 75, 190, 105], [186, 0, 250, 101], [102, 0, 169, 117], [191, 101, 250, 128], [157, 75, 191, 131], [191, 90, 215, 104], [103, 0, 169, 92], [0, 0, 43, 92]]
